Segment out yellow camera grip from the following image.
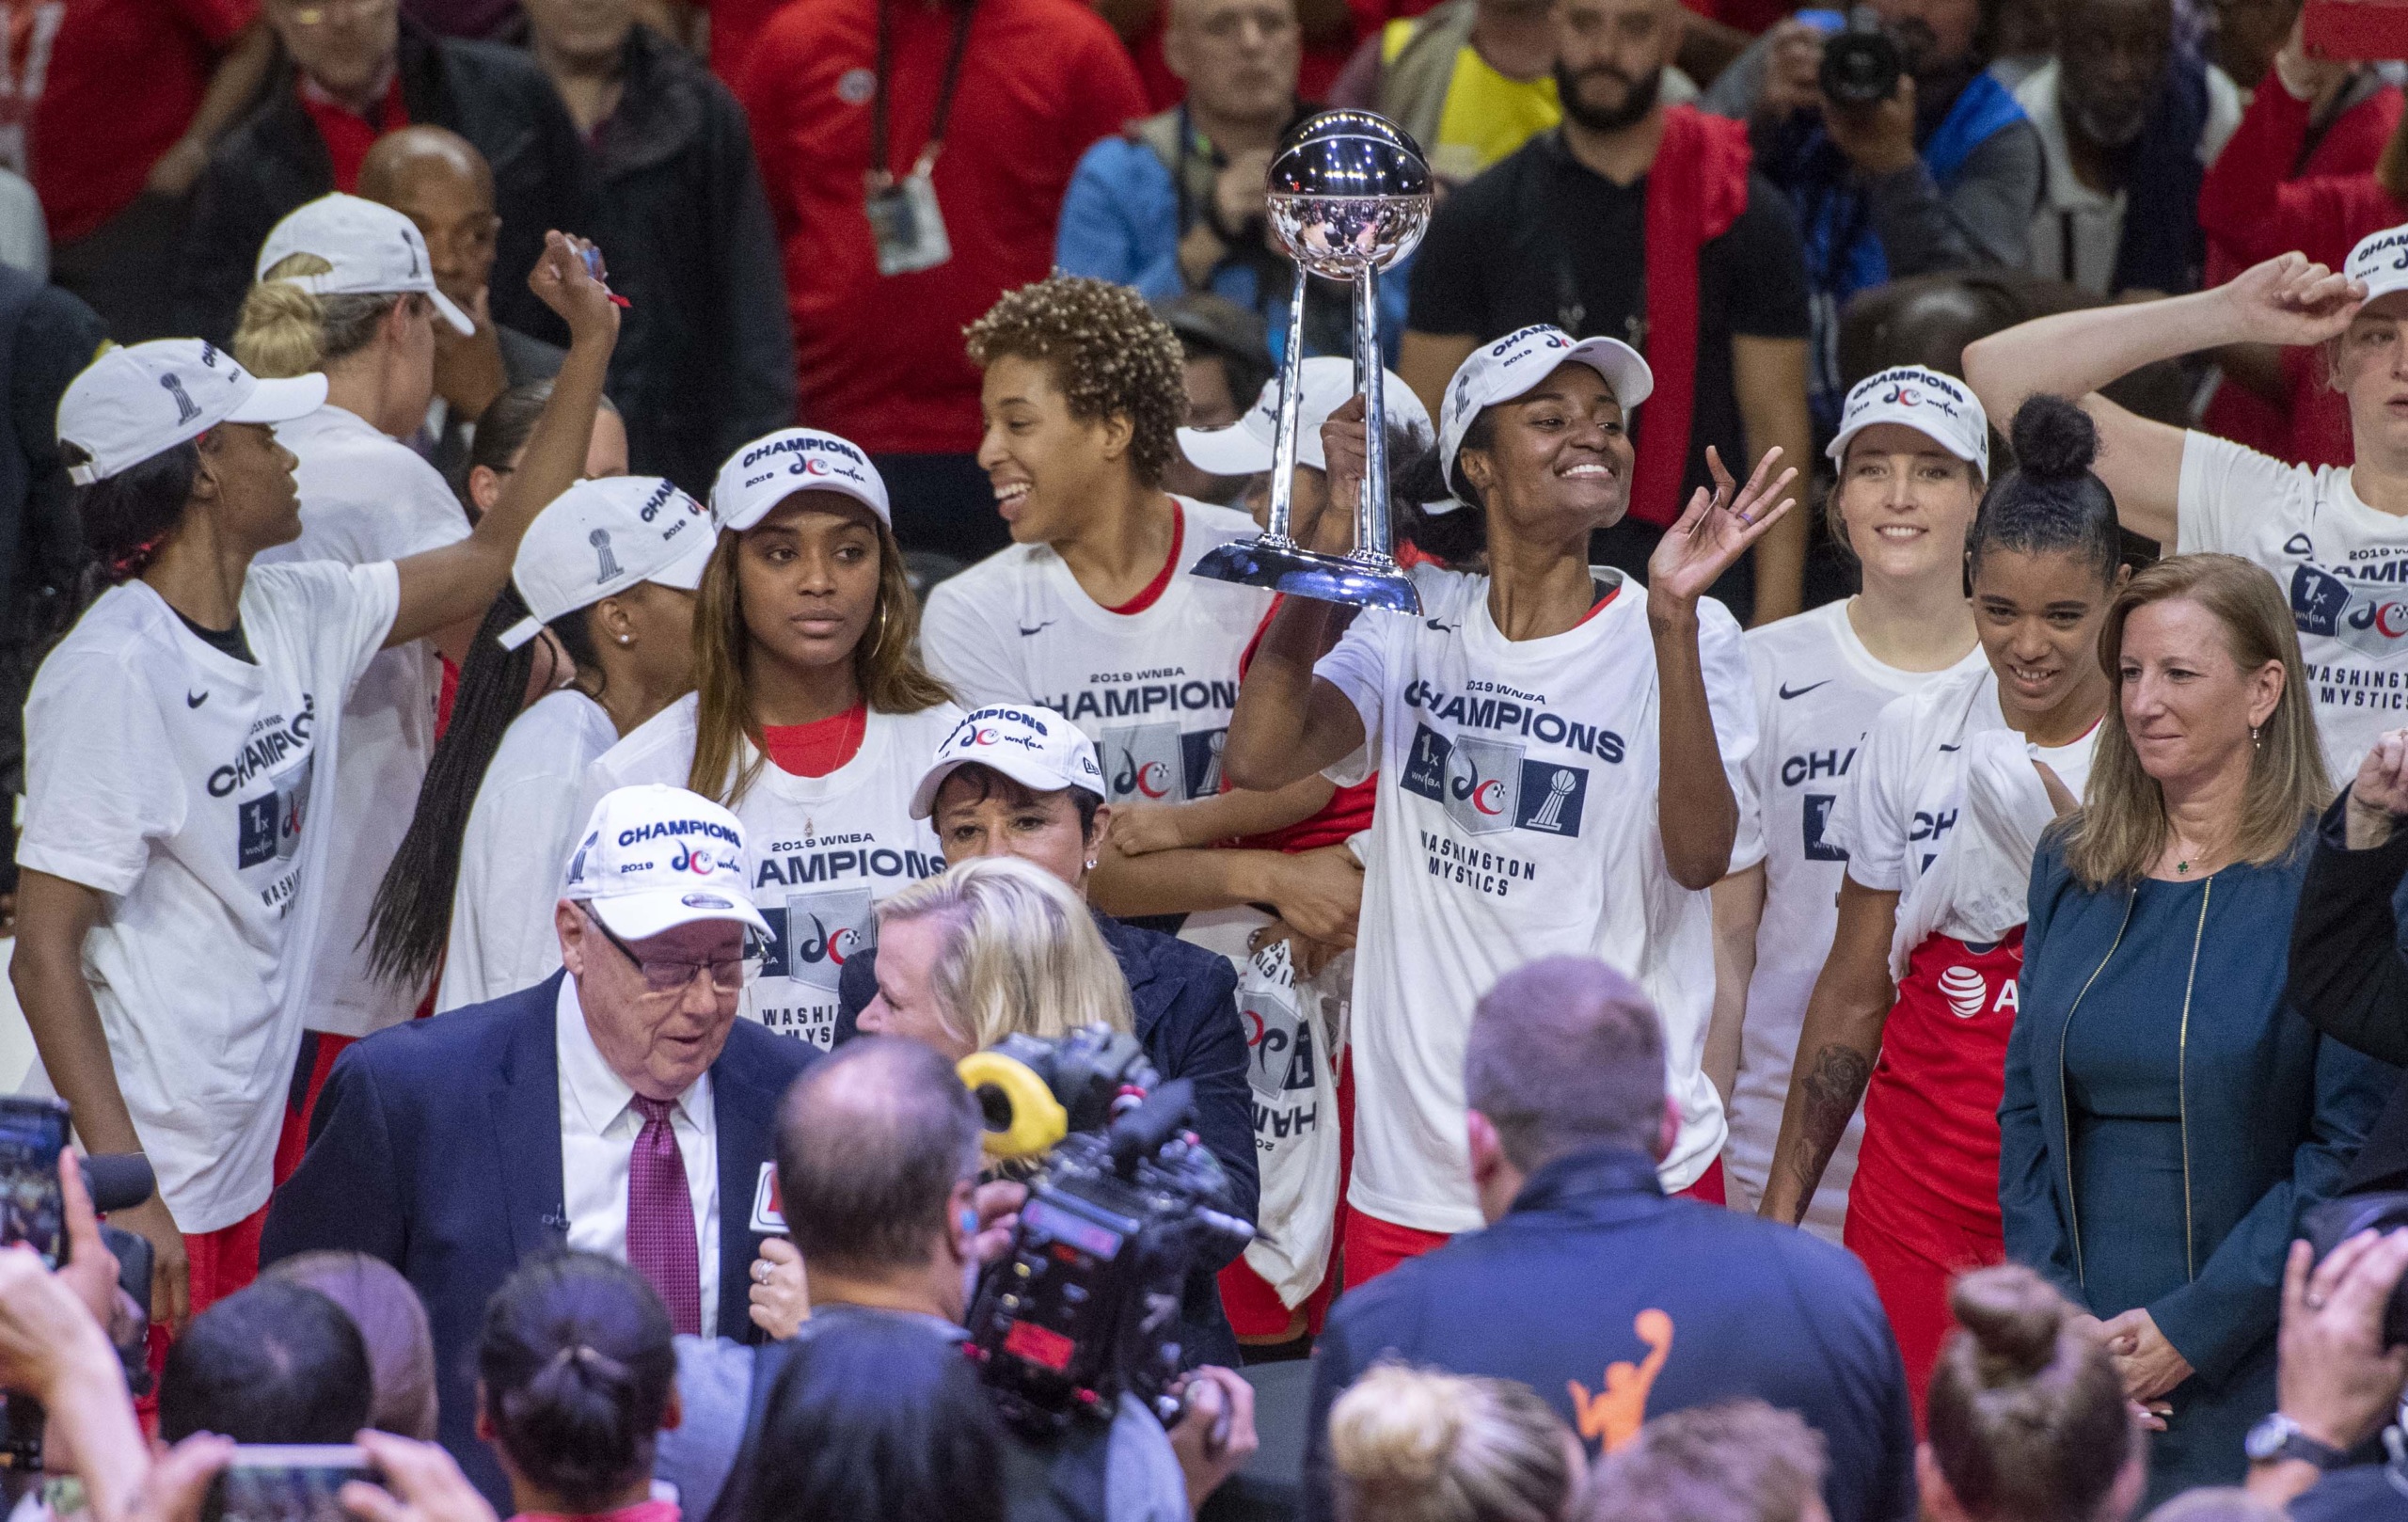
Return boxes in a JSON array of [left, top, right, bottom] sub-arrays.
[[956, 1050, 1069, 1159]]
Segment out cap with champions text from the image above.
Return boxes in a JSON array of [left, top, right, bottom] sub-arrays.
[[1824, 365, 1989, 479], [909, 705, 1108, 819], [58, 340, 328, 485], [2347, 222, 2408, 309], [711, 427, 890, 532], [1437, 325, 1653, 499], [499, 477, 718, 650], [1179, 356, 1434, 476], [257, 193, 475, 336], [561, 784, 772, 941]]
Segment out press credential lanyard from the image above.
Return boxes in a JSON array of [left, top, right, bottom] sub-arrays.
[[865, 0, 975, 276]]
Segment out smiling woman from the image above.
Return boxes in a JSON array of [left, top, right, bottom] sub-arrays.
[[1760, 394, 2123, 1413], [578, 429, 963, 1051], [2004, 552, 2390, 1503]]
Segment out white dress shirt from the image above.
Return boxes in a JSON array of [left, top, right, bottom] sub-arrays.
[[556, 977, 721, 1336]]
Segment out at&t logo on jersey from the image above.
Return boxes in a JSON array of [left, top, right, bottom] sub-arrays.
[[1401, 724, 1590, 837], [1934, 961, 2018, 1019]]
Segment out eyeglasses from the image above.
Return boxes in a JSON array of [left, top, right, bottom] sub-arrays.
[[581, 905, 754, 995]]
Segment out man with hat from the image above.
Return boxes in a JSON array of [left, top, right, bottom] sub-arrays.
[[264, 783, 816, 1506]]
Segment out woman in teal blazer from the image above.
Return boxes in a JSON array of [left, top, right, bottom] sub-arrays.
[[2001, 554, 2392, 1505]]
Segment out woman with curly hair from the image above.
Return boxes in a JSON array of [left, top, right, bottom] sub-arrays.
[[921, 275, 1370, 969], [580, 429, 961, 1049]]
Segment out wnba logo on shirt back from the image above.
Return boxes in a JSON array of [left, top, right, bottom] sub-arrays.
[[753, 887, 874, 991]]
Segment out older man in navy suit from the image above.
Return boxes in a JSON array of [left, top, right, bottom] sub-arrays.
[[263, 785, 817, 1504]]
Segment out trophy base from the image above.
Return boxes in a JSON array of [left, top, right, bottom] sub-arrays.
[[1190, 537, 1422, 614]]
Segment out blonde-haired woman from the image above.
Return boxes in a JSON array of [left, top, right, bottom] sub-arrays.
[[1326, 1363, 1583, 1522], [232, 193, 505, 1061], [2002, 552, 2393, 1503], [581, 427, 960, 1049], [858, 855, 1133, 1059]]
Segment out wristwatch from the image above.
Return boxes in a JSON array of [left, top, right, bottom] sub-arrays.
[[2246, 1412, 2349, 1469]]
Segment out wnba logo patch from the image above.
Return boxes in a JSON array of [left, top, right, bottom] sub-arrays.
[[1938, 966, 1987, 1019]]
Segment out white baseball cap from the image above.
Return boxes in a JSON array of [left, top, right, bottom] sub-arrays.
[[711, 428, 890, 532], [498, 477, 718, 650], [1824, 365, 1990, 479], [1437, 325, 1654, 499], [2347, 223, 2408, 309], [1179, 357, 1434, 476], [909, 704, 1108, 819], [561, 784, 772, 941], [256, 193, 475, 336], [58, 340, 327, 485]]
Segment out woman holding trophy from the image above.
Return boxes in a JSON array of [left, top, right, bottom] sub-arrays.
[[1226, 320, 1796, 1283]]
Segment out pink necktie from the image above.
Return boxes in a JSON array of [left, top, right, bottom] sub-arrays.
[[626, 1094, 703, 1335]]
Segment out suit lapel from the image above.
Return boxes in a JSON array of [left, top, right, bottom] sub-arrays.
[[710, 1052, 778, 1341], [490, 974, 570, 1262]]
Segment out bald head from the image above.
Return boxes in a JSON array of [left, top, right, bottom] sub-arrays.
[[776, 1037, 984, 1277], [357, 127, 498, 308], [1465, 957, 1667, 1171]]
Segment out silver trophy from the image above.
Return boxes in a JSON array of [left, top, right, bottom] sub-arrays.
[[1189, 110, 1433, 614]]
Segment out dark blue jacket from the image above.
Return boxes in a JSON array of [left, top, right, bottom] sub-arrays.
[[835, 909, 1256, 1369], [261, 973, 816, 1505], [1302, 1147, 1916, 1522], [2003, 827, 2393, 1387]]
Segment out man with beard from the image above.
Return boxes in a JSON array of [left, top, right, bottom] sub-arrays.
[[1398, 0, 1813, 626], [2014, 0, 2241, 297]]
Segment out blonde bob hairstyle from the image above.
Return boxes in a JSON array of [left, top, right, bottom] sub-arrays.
[[684, 515, 953, 807], [233, 252, 420, 378], [870, 856, 1133, 1053], [1328, 1362, 1580, 1522], [2059, 553, 2330, 888]]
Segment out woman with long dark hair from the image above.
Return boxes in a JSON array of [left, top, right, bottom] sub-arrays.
[[1762, 395, 2123, 1413], [366, 474, 716, 1011], [1226, 324, 1790, 1286], [477, 1251, 679, 1522], [11, 233, 613, 1329], [582, 429, 961, 1049]]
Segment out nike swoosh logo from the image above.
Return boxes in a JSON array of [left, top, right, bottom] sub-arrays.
[[186, 690, 209, 708], [1779, 680, 1832, 700], [1939, 743, 1961, 753], [1425, 619, 1458, 632], [1017, 622, 1054, 637]]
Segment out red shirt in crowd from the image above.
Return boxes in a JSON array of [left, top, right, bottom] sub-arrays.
[[297, 71, 410, 194], [2196, 74, 2403, 468], [5, 0, 256, 245], [739, 0, 1147, 457]]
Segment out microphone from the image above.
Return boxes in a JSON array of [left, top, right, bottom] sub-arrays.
[[79, 1153, 154, 1214]]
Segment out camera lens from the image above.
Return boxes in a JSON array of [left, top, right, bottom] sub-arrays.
[[1819, 28, 1904, 106]]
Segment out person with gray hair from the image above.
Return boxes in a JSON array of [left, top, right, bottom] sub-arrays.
[[1302, 957, 1915, 1522]]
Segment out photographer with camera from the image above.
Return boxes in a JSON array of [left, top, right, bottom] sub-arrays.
[[1704, 0, 2040, 429], [658, 1036, 1257, 1522], [2237, 1229, 2408, 1517]]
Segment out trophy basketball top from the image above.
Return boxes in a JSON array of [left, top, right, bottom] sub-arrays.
[[1266, 111, 1433, 277]]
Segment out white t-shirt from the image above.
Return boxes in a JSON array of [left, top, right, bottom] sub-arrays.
[[256, 404, 470, 1036], [582, 695, 964, 1047], [1317, 565, 1758, 1233], [1724, 601, 1988, 1239], [1829, 666, 2098, 908], [19, 563, 398, 1232], [2178, 429, 2408, 776], [919, 499, 1274, 806], [436, 689, 622, 1013]]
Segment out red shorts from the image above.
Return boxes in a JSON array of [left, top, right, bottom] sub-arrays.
[[273, 1032, 356, 1188], [138, 1199, 268, 1416], [1342, 1155, 1726, 1292], [1843, 1192, 2002, 1424]]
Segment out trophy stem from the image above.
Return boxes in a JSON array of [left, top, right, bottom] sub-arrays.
[[1260, 270, 1315, 548], [1352, 265, 1397, 571]]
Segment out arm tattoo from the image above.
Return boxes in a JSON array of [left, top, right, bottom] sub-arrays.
[[1786, 1043, 1874, 1222]]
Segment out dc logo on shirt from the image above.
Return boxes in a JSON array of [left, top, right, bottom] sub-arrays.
[[1098, 723, 1228, 801], [233, 760, 314, 871], [752, 887, 875, 991], [1402, 724, 1590, 838], [2291, 563, 2408, 657]]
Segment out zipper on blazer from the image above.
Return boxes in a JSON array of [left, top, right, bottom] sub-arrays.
[[2175, 878, 2210, 1282], [2058, 889, 2135, 1289]]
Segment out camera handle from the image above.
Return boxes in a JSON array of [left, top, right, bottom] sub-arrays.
[[1106, 1080, 1196, 1178]]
